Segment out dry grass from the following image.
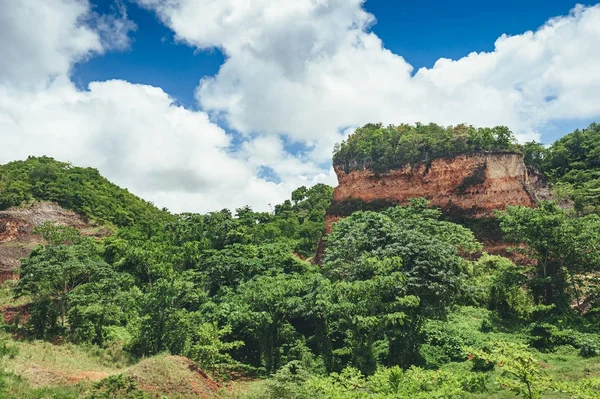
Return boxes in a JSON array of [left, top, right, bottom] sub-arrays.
[[2, 336, 121, 387], [1, 331, 222, 398], [124, 355, 220, 398]]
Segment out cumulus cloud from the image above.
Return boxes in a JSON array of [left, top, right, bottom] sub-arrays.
[[2, 0, 600, 213], [0, 0, 135, 89], [0, 78, 332, 212], [140, 1, 600, 154], [0, 0, 320, 212]]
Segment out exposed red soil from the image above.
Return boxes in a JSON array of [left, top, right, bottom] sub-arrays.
[[0, 202, 110, 282], [316, 153, 547, 264], [1, 303, 30, 326], [332, 153, 538, 218]]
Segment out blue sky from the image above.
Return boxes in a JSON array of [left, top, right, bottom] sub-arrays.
[[74, 1, 591, 112], [2, 0, 600, 212], [72, 0, 598, 145]]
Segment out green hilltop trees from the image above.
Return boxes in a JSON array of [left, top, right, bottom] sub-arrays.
[[535, 122, 600, 214], [333, 123, 521, 174]]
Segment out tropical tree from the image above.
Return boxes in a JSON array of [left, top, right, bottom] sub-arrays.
[[16, 225, 113, 337], [497, 202, 600, 309]]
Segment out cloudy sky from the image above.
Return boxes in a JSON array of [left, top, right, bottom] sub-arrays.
[[1, 0, 600, 213]]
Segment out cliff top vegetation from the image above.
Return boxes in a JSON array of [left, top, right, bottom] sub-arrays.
[[333, 123, 522, 174]]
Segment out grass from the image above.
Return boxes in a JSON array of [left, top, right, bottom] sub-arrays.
[[124, 355, 220, 397], [438, 306, 600, 399], [0, 327, 223, 398], [0, 282, 27, 308], [1, 333, 122, 387], [0, 336, 224, 398]]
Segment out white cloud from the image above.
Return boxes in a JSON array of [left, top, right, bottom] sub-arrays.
[[0, 0, 323, 213], [0, 0, 135, 89], [140, 1, 600, 150], [0, 77, 319, 213], [2, 0, 600, 213]]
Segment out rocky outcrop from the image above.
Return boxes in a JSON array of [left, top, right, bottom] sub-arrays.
[[0, 202, 109, 282], [316, 152, 548, 263]]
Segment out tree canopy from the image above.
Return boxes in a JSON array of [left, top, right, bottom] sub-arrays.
[[333, 123, 521, 174]]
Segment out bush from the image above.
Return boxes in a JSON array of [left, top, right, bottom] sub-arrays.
[[86, 374, 150, 399], [420, 321, 471, 368], [419, 344, 451, 369], [0, 340, 19, 360], [529, 323, 578, 352], [579, 340, 599, 358], [470, 345, 495, 372], [480, 318, 493, 333]]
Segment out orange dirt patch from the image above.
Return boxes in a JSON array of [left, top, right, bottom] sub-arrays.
[[22, 366, 110, 387], [1, 303, 30, 326], [0, 202, 111, 283]]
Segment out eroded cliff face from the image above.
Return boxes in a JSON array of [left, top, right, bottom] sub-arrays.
[[317, 153, 547, 263], [0, 202, 109, 282]]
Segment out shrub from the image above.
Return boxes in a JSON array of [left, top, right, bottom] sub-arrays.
[[420, 321, 471, 368], [86, 374, 149, 399], [529, 323, 578, 352], [419, 344, 451, 369], [480, 318, 494, 333], [579, 340, 599, 358]]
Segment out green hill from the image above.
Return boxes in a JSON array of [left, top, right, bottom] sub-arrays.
[[0, 156, 168, 226], [537, 122, 600, 214]]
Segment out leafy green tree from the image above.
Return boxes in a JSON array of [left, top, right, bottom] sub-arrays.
[[540, 123, 600, 213], [220, 271, 322, 373], [67, 274, 141, 346], [323, 202, 479, 368], [497, 202, 600, 308], [465, 255, 535, 319], [185, 323, 243, 372], [327, 257, 418, 374], [16, 227, 113, 336], [129, 274, 206, 356], [472, 342, 553, 399]]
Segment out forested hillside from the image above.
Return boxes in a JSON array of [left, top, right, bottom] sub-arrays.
[[0, 125, 599, 398], [529, 122, 600, 214], [0, 156, 169, 227]]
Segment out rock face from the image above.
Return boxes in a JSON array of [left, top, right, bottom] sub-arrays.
[[316, 152, 548, 263], [0, 202, 108, 282]]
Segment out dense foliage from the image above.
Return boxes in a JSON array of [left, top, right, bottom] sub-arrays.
[[3, 121, 600, 398], [333, 123, 521, 173], [525, 123, 600, 214], [11, 198, 487, 376], [497, 201, 600, 310], [0, 156, 169, 226]]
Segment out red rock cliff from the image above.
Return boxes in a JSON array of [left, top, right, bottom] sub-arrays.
[[316, 152, 547, 262]]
